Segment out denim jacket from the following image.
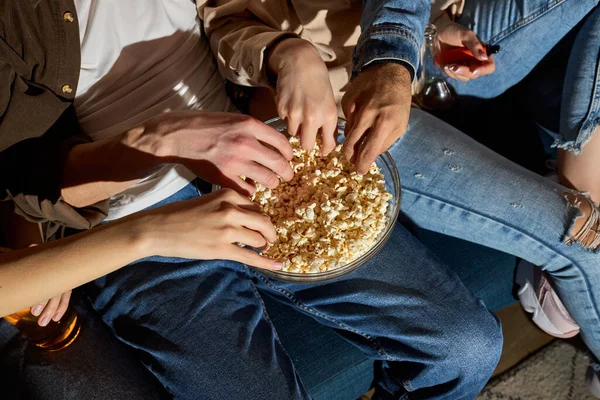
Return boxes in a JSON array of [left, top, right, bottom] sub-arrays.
[[354, 0, 431, 80]]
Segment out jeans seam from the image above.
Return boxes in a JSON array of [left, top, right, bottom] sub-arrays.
[[401, 186, 600, 333], [488, 0, 567, 44], [250, 268, 396, 362], [575, 54, 600, 150], [243, 265, 313, 400]]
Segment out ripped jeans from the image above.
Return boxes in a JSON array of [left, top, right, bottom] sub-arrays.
[[393, 108, 600, 359], [453, 0, 600, 154]]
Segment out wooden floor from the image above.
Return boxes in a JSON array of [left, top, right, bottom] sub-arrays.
[[493, 303, 554, 377]]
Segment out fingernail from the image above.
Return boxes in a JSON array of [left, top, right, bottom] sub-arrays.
[[39, 316, 50, 327], [478, 49, 488, 60], [52, 312, 63, 322], [273, 261, 283, 270], [31, 306, 43, 316], [472, 69, 480, 76], [449, 64, 459, 72]]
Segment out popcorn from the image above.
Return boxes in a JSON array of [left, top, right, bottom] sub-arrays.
[[253, 137, 393, 274]]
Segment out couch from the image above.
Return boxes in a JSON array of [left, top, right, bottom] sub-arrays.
[[0, 227, 517, 400]]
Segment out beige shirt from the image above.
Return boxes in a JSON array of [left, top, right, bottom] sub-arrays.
[[198, 0, 464, 106]]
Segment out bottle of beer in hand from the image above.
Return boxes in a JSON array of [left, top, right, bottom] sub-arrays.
[[4, 307, 81, 351], [415, 24, 457, 110]]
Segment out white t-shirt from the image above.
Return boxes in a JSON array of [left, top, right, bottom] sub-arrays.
[[73, 0, 234, 220]]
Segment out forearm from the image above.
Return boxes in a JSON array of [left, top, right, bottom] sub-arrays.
[[200, 1, 297, 87], [61, 131, 164, 208], [0, 216, 152, 317]]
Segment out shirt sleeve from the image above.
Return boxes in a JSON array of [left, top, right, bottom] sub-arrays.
[[0, 63, 109, 230], [198, 0, 298, 88], [353, 0, 431, 81]]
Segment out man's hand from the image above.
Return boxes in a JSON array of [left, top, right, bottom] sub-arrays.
[[267, 38, 339, 155], [124, 111, 294, 195], [436, 13, 496, 82], [341, 63, 412, 174]]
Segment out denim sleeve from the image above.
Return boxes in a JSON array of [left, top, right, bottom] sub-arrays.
[[353, 0, 431, 81]]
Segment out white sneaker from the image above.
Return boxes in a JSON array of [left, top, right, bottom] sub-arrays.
[[516, 260, 580, 338]]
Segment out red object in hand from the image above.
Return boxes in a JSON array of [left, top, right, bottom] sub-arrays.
[[436, 44, 500, 66]]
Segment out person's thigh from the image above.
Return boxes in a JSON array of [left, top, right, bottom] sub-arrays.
[[392, 108, 600, 357], [454, 0, 599, 98], [85, 257, 308, 400], [251, 223, 503, 399]]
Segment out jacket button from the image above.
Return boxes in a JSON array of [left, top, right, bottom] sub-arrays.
[[62, 84, 73, 94], [63, 12, 74, 23], [247, 65, 254, 76]]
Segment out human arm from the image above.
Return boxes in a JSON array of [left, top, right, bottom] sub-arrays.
[[0, 188, 283, 318], [339, 0, 430, 173]]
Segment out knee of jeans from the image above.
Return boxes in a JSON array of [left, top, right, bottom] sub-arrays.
[[459, 310, 502, 374], [564, 192, 600, 252], [438, 305, 503, 384]]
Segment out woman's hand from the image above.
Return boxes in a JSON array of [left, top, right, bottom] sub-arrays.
[[30, 291, 71, 327], [435, 13, 496, 82], [138, 188, 282, 271], [267, 38, 339, 156]]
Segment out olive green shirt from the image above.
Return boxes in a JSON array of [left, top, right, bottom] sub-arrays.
[[0, 1, 108, 231]]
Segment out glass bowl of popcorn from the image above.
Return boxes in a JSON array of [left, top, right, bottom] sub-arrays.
[[214, 117, 400, 283]]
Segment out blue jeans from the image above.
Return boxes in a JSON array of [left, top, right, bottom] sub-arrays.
[[85, 183, 502, 400], [393, 108, 600, 360], [453, 0, 600, 154]]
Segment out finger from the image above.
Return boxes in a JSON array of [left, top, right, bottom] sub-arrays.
[[238, 202, 262, 214], [343, 110, 374, 164], [298, 116, 318, 152], [286, 108, 301, 138], [229, 245, 283, 271], [444, 65, 471, 81], [355, 121, 389, 174], [341, 95, 356, 133], [252, 121, 294, 161], [462, 32, 488, 61], [471, 59, 496, 77], [249, 141, 294, 182], [30, 300, 48, 317], [246, 141, 294, 182], [239, 161, 282, 190], [235, 227, 269, 249], [52, 291, 71, 322], [220, 176, 256, 197], [447, 64, 473, 80], [320, 116, 339, 156], [38, 296, 61, 327], [443, 65, 462, 80], [236, 209, 278, 243], [443, 65, 457, 79]]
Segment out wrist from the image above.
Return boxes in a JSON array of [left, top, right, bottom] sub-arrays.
[[267, 38, 320, 77], [114, 213, 161, 259], [361, 62, 412, 84]]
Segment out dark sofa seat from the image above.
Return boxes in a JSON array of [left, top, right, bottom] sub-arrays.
[[0, 230, 517, 400]]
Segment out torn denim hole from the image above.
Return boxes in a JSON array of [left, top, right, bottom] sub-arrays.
[[564, 192, 600, 252]]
